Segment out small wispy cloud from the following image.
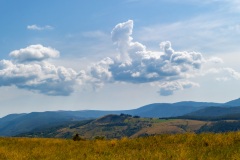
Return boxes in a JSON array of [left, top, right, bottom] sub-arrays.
[[157, 81, 200, 96], [82, 31, 109, 39], [27, 24, 54, 31]]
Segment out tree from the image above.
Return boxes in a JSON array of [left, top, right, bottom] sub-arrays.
[[72, 133, 82, 141]]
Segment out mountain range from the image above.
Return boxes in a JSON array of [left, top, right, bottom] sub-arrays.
[[1, 98, 240, 137], [16, 114, 208, 139]]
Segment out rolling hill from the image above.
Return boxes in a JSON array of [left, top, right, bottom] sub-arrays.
[[1, 98, 240, 137], [16, 114, 209, 139], [0, 111, 87, 136], [16, 114, 240, 139]]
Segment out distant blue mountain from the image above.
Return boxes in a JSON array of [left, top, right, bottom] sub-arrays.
[[1, 98, 240, 137], [184, 106, 240, 118], [0, 111, 86, 136], [223, 98, 240, 107], [124, 101, 221, 118]]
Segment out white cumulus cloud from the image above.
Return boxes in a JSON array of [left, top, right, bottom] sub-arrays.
[[10, 44, 59, 62], [0, 45, 89, 96], [90, 20, 206, 95]]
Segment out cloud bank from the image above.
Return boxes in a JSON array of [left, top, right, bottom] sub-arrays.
[[1, 20, 236, 96]]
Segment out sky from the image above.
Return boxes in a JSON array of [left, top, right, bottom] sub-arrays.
[[0, 0, 240, 117]]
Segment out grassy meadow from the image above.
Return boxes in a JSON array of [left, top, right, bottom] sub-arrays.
[[0, 132, 240, 160]]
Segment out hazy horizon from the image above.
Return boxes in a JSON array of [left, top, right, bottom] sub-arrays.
[[1, 97, 239, 118]]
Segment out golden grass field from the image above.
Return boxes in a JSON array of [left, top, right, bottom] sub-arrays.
[[0, 132, 240, 160]]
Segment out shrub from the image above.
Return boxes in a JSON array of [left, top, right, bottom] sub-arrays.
[[72, 133, 83, 141]]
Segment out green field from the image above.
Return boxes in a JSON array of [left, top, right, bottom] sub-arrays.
[[1, 132, 240, 160]]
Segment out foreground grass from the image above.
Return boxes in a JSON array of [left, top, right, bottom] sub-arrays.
[[0, 132, 240, 160]]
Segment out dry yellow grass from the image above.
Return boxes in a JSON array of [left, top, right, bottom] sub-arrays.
[[131, 119, 208, 137], [0, 131, 240, 160]]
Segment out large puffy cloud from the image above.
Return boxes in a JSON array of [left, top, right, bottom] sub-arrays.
[[91, 20, 206, 95], [10, 44, 59, 62], [110, 20, 205, 83], [0, 60, 81, 96], [0, 45, 88, 96]]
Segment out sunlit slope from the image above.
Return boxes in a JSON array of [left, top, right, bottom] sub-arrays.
[[17, 114, 208, 139]]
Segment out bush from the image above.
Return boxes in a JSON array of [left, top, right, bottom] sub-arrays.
[[72, 133, 83, 141]]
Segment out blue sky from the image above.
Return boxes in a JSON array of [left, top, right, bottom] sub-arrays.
[[0, 0, 240, 117]]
